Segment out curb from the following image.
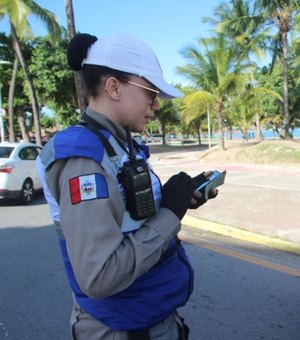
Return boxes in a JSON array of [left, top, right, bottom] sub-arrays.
[[182, 215, 300, 256]]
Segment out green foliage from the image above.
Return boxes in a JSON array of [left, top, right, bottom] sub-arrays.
[[0, 0, 61, 41], [154, 99, 180, 143], [0, 0, 62, 144], [179, 0, 300, 141], [40, 113, 56, 128], [255, 61, 300, 128], [0, 0, 299, 136], [29, 33, 78, 125], [178, 33, 252, 149], [0, 33, 33, 130], [0, 33, 13, 106], [155, 100, 179, 124]]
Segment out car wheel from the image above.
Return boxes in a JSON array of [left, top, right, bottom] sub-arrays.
[[19, 179, 34, 204]]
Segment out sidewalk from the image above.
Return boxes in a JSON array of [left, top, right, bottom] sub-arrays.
[[151, 146, 300, 255]]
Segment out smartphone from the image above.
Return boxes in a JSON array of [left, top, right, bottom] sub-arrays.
[[196, 170, 227, 200]]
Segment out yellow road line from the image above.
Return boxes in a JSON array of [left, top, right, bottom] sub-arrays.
[[180, 232, 300, 277], [183, 215, 300, 256]]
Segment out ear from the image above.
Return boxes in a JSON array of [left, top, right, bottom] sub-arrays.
[[105, 77, 121, 100]]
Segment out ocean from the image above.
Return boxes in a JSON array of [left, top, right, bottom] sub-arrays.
[[225, 128, 300, 140]]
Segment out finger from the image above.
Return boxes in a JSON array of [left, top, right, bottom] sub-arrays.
[[209, 188, 218, 199], [190, 197, 198, 206], [193, 172, 205, 182], [193, 171, 213, 187], [203, 170, 213, 178], [193, 190, 202, 199], [177, 172, 191, 184]]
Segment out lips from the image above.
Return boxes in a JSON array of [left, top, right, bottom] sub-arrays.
[[145, 115, 154, 121]]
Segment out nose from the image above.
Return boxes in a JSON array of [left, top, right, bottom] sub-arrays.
[[150, 99, 160, 111]]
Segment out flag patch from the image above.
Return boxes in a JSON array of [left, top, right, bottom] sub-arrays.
[[69, 173, 108, 204]]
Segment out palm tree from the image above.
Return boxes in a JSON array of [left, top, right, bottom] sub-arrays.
[[178, 34, 249, 150], [64, 0, 87, 115], [256, 0, 300, 138], [0, 0, 61, 144], [207, 0, 300, 139], [229, 79, 282, 141], [155, 99, 179, 145], [181, 87, 214, 146], [203, 0, 271, 63]]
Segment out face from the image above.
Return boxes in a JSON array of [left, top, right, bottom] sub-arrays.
[[118, 76, 160, 132]]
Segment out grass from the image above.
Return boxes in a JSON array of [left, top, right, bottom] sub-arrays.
[[200, 140, 300, 165], [238, 143, 300, 163]]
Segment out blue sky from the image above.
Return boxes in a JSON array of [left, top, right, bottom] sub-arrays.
[[1, 0, 223, 84]]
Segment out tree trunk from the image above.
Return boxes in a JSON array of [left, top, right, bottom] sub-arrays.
[[254, 113, 264, 142], [11, 25, 42, 145], [64, 0, 87, 115], [162, 123, 166, 145], [17, 114, 29, 142], [216, 102, 225, 150], [218, 115, 225, 150], [281, 30, 290, 139], [8, 57, 18, 142]]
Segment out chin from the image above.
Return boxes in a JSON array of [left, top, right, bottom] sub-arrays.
[[131, 126, 145, 133]]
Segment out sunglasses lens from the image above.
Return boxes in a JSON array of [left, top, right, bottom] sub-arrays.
[[127, 81, 159, 106], [150, 94, 158, 106]]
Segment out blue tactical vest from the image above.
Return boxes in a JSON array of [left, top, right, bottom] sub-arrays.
[[40, 125, 194, 331]]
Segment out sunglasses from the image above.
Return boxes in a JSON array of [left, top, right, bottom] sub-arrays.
[[127, 81, 159, 106]]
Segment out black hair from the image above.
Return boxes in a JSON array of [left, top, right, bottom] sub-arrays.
[[67, 33, 98, 71], [67, 33, 132, 98], [82, 65, 131, 97]]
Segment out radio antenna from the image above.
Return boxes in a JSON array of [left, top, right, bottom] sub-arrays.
[[125, 125, 137, 164]]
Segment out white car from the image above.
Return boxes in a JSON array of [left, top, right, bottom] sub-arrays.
[[149, 134, 163, 143], [131, 133, 148, 145], [0, 142, 43, 203]]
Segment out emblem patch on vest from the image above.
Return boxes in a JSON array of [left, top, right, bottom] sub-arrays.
[[69, 173, 108, 204]]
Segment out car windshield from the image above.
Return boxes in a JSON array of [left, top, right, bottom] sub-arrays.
[[0, 146, 14, 158]]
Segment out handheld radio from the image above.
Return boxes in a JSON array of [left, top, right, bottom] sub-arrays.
[[117, 127, 156, 220]]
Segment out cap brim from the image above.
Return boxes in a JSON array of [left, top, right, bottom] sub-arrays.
[[145, 76, 184, 99]]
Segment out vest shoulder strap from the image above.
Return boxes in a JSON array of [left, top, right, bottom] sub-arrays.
[[79, 113, 117, 158]]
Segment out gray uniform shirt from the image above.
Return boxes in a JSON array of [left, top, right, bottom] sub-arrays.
[[44, 108, 181, 300]]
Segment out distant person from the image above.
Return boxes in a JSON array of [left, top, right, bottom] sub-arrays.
[[37, 32, 217, 340]]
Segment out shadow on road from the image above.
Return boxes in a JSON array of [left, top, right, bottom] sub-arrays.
[[0, 192, 46, 207], [148, 143, 208, 155], [0, 224, 71, 340]]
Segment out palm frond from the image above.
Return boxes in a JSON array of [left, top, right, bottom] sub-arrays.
[[1, 0, 32, 38], [28, 1, 61, 41]]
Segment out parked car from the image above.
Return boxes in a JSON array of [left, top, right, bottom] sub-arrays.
[[149, 134, 163, 143], [131, 133, 148, 145], [0, 142, 43, 203]]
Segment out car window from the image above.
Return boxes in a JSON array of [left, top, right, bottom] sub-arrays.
[[0, 147, 14, 158], [19, 147, 41, 160]]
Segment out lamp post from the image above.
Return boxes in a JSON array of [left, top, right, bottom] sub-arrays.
[[0, 60, 11, 143], [207, 104, 211, 149]]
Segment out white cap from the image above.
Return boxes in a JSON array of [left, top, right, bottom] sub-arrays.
[[82, 33, 183, 99]]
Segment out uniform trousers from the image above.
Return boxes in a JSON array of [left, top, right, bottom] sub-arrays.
[[71, 299, 189, 340]]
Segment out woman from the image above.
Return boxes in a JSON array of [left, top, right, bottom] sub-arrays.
[[37, 33, 215, 340]]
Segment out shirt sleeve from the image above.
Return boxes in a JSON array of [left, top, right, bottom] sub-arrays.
[[47, 157, 180, 299]]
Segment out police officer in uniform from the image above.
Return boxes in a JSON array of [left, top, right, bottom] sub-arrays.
[[37, 33, 216, 340]]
